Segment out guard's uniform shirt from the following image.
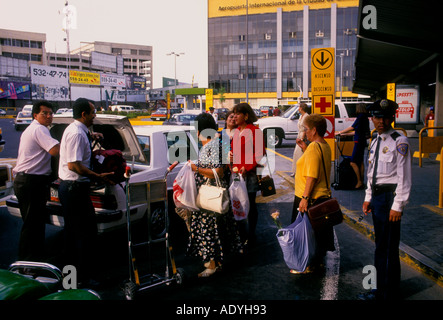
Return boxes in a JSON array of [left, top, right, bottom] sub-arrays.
[[364, 128, 412, 212]]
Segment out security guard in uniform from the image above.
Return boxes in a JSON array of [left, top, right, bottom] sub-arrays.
[[362, 99, 412, 300]]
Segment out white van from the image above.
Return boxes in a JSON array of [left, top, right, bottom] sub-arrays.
[[22, 105, 33, 114], [110, 105, 135, 113]]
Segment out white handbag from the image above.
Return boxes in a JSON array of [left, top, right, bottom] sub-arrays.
[[196, 169, 230, 215]]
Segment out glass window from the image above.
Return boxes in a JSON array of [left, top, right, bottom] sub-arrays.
[[165, 132, 197, 164], [137, 135, 151, 166]]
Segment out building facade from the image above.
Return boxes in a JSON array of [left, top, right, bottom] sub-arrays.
[[0, 29, 153, 107], [208, 0, 360, 107]]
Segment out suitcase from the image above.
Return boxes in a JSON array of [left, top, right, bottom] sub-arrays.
[[334, 157, 357, 190]]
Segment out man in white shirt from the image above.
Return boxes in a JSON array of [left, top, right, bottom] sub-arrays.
[[361, 99, 412, 300], [13, 100, 60, 260], [58, 98, 114, 287]]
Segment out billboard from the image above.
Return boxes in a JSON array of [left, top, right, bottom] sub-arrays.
[[101, 73, 126, 88], [91, 51, 117, 70], [31, 64, 70, 101], [69, 70, 101, 85], [0, 80, 31, 99], [395, 85, 420, 125]]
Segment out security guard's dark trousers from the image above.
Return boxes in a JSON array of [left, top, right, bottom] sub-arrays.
[[58, 180, 98, 282], [371, 186, 401, 300], [13, 172, 51, 261]]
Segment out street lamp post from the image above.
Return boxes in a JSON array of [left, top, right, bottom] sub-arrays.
[[166, 52, 184, 108]]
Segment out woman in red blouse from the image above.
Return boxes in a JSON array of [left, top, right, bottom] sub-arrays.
[[231, 103, 265, 247]]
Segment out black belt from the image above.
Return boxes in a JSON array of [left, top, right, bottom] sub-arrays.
[[373, 184, 397, 195]]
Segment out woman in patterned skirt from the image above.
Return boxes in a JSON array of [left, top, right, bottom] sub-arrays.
[[188, 112, 242, 277]]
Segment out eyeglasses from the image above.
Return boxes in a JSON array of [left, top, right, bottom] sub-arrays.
[[39, 111, 53, 117]]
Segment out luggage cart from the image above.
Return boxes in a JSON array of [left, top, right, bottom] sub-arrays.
[[331, 134, 357, 190], [123, 161, 184, 300]]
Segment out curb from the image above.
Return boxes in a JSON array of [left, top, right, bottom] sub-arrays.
[[276, 170, 443, 287]]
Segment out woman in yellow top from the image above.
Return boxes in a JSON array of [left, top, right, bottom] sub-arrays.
[[291, 114, 335, 273]]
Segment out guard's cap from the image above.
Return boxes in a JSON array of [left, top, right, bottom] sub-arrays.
[[367, 99, 398, 117]]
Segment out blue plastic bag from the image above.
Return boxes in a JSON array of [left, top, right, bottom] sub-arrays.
[[276, 212, 316, 272]]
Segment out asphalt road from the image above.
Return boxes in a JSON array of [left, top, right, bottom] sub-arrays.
[[0, 118, 442, 306]]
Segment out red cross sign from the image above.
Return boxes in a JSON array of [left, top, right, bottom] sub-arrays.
[[313, 95, 333, 115]]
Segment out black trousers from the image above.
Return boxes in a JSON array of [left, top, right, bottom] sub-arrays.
[[13, 173, 51, 261], [371, 190, 401, 300], [58, 180, 98, 282]]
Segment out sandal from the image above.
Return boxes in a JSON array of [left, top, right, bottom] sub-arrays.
[[290, 266, 313, 274], [198, 267, 218, 278]]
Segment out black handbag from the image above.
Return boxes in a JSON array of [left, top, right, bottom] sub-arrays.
[[258, 154, 276, 197], [307, 143, 343, 231]]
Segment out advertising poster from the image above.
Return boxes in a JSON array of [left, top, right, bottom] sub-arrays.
[[31, 64, 70, 101], [0, 81, 31, 99], [395, 85, 420, 124]]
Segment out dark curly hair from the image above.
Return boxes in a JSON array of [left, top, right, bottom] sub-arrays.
[[233, 102, 257, 124]]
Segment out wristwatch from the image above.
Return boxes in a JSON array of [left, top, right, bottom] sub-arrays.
[[302, 195, 310, 201]]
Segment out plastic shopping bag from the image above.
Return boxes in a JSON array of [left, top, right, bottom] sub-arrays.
[[229, 173, 249, 221], [173, 162, 199, 211], [276, 212, 316, 272]]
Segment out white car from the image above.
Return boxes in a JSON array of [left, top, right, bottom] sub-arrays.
[[14, 112, 33, 131], [6, 115, 198, 234], [256, 100, 374, 147]]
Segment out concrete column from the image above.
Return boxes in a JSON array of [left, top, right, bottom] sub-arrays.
[[435, 61, 443, 129], [303, 6, 309, 98], [331, 3, 337, 49], [277, 8, 282, 99]]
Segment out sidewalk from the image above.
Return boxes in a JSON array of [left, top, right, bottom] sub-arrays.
[[277, 137, 443, 287]]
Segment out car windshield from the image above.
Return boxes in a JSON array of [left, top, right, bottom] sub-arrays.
[[281, 106, 298, 119]]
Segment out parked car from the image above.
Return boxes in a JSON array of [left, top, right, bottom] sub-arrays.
[[14, 112, 32, 131], [22, 105, 33, 113], [256, 100, 373, 147], [150, 108, 182, 121], [163, 113, 198, 126], [6, 115, 198, 234], [214, 108, 229, 120], [56, 108, 72, 115], [110, 105, 136, 113], [253, 109, 262, 119], [0, 109, 6, 116]]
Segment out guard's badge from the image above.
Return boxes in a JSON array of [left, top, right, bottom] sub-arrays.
[[397, 143, 408, 156], [380, 99, 389, 109]]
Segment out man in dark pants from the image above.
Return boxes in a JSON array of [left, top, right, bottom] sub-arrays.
[[361, 99, 412, 300], [58, 98, 114, 287], [13, 101, 60, 261]]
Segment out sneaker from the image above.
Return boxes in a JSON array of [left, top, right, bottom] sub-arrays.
[[357, 290, 377, 300]]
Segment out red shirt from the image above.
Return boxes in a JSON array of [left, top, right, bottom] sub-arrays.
[[231, 124, 265, 172]]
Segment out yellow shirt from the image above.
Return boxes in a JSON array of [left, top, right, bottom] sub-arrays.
[[294, 142, 331, 199]]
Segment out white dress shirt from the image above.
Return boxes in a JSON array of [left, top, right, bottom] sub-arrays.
[[365, 128, 412, 212], [58, 120, 91, 181], [13, 120, 59, 176]]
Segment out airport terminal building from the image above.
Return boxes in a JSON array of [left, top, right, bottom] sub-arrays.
[[208, 0, 363, 107]]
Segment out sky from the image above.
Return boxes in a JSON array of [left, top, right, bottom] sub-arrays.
[[0, 0, 208, 88]]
